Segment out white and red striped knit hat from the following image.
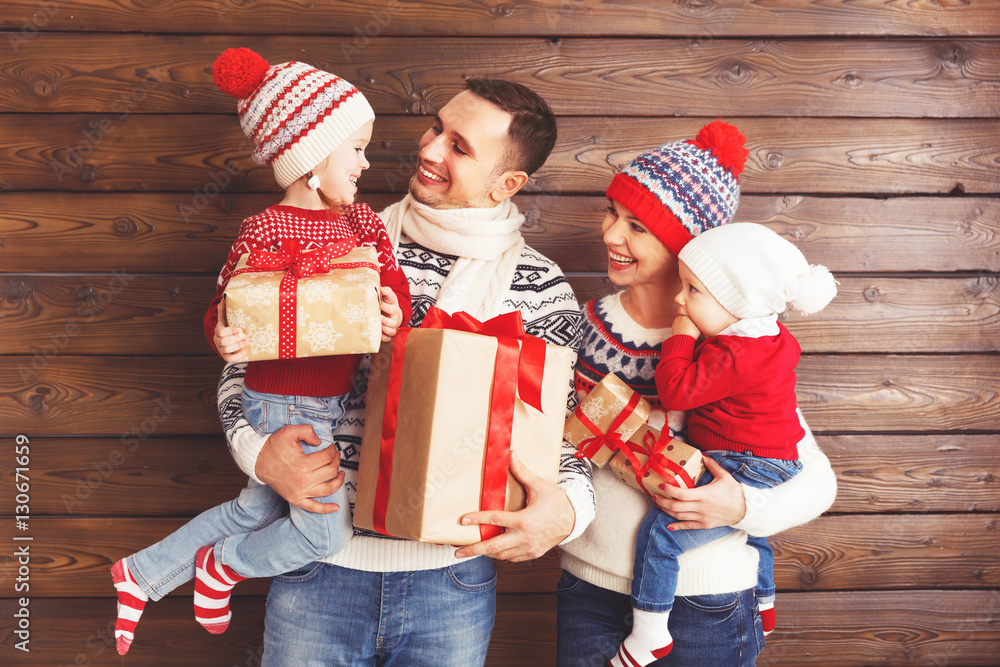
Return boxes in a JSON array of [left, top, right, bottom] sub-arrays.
[[212, 47, 375, 189], [606, 120, 749, 256]]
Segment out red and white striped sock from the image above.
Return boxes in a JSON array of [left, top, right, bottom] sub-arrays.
[[609, 608, 673, 667], [193, 545, 246, 634], [759, 599, 776, 635], [111, 559, 149, 655]]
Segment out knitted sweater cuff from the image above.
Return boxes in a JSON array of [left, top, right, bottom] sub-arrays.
[[559, 476, 597, 545]]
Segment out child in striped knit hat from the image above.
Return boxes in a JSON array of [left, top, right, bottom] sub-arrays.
[[607, 133, 837, 666], [110, 48, 411, 655]]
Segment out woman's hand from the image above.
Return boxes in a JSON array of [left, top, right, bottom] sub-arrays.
[[671, 314, 701, 340], [653, 456, 746, 529], [379, 286, 404, 341], [214, 300, 249, 362]]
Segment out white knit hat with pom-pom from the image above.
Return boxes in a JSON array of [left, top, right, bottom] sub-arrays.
[[678, 222, 838, 319], [212, 47, 374, 189]]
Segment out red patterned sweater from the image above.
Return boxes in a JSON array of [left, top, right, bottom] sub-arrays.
[[204, 203, 411, 397]]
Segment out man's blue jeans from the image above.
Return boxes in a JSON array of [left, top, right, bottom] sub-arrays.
[[633, 451, 802, 611], [261, 558, 497, 666], [127, 388, 351, 598], [557, 571, 764, 666]]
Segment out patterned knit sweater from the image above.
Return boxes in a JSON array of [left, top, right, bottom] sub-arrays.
[[204, 203, 411, 397], [560, 293, 837, 597], [218, 232, 595, 572]]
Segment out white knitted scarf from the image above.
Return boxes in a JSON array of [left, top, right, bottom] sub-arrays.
[[379, 194, 526, 320]]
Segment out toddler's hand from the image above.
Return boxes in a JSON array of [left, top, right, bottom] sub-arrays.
[[214, 300, 249, 362], [671, 314, 702, 340], [379, 286, 404, 341]]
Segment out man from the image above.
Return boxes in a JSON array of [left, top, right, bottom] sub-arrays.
[[213, 79, 594, 665]]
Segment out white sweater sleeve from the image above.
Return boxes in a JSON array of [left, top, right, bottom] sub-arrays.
[[733, 409, 837, 537], [217, 362, 268, 484]]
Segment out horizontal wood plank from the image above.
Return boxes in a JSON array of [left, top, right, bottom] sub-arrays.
[[4, 515, 996, 597], [2, 115, 997, 194], [5, 36, 998, 117], [796, 354, 1000, 432], [2, 0, 997, 36], [2, 355, 998, 434], [0, 356, 224, 435], [3, 193, 998, 273], [3, 275, 998, 354], [822, 434, 1000, 514], [756, 590, 1000, 666], [1, 592, 997, 666]]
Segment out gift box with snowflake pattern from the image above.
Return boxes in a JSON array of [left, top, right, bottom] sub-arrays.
[[224, 245, 381, 361], [563, 372, 652, 467]]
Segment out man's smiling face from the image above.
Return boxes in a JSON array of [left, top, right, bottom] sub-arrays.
[[409, 90, 513, 209]]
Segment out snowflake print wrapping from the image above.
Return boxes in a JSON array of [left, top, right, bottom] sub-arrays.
[[224, 244, 382, 361], [562, 372, 653, 467]]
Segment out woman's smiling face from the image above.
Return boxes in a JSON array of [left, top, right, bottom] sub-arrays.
[[601, 198, 677, 289]]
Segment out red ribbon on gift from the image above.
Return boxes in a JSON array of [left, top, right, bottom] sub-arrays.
[[624, 431, 698, 493], [230, 237, 372, 358], [372, 306, 549, 542], [573, 391, 643, 463]]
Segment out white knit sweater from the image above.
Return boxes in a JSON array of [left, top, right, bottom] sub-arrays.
[[218, 232, 593, 573], [559, 295, 837, 596]]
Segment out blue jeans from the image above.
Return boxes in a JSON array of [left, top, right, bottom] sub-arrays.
[[557, 571, 763, 666], [632, 451, 802, 612], [127, 388, 350, 598], [262, 559, 497, 666]]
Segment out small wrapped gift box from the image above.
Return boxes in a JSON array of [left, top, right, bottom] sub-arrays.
[[223, 239, 381, 361], [564, 373, 651, 467], [354, 307, 574, 545], [609, 424, 706, 497]]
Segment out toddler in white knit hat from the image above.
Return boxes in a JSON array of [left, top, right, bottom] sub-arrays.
[[614, 223, 837, 666]]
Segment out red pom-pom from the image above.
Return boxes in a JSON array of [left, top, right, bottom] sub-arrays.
[[690, 120, 749, 177], [212, 47, 270, 99]]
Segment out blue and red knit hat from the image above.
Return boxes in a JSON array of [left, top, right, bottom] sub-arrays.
[[605, 120, 749, 256]]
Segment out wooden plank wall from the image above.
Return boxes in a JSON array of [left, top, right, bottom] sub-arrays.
[[1, 1, 998, 664]]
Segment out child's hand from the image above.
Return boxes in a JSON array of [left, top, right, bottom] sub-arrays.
[[379, 286, 404, 341], [214, 300, 249, 362], [671, 314, 702, 340]]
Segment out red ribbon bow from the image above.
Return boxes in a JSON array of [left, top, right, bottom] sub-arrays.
[[246, 236, 357, 278], [623, 431, 698, 493], [372, 306, 549, 542], [573, 391, 643, 463], [231, 237, 364, 358]]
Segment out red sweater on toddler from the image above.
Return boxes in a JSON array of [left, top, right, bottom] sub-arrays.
[[655, 322, 802, 460], [204, 203, 411, 398]]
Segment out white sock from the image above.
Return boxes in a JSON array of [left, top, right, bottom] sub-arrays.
[[610, 608, 673, 666]]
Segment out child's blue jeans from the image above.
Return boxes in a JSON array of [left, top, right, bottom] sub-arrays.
[[127, 387, 351, 600], [631, 450, 802, 612]]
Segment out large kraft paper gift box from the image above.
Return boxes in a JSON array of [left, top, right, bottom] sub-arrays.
[[223, 239, 381, 361], [564, 373, 651, 467], [609, 423, 706, 497], [354, 307, 574, 545]]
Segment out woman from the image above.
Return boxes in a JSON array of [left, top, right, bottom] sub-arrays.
[[557, 121, 837, 665]]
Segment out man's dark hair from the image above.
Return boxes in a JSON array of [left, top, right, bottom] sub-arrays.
[[464, 77, 557, 177]]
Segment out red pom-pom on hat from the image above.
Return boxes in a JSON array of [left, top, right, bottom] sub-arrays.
[[213, 47, 270, 99], [690, 120, 749, 178]]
